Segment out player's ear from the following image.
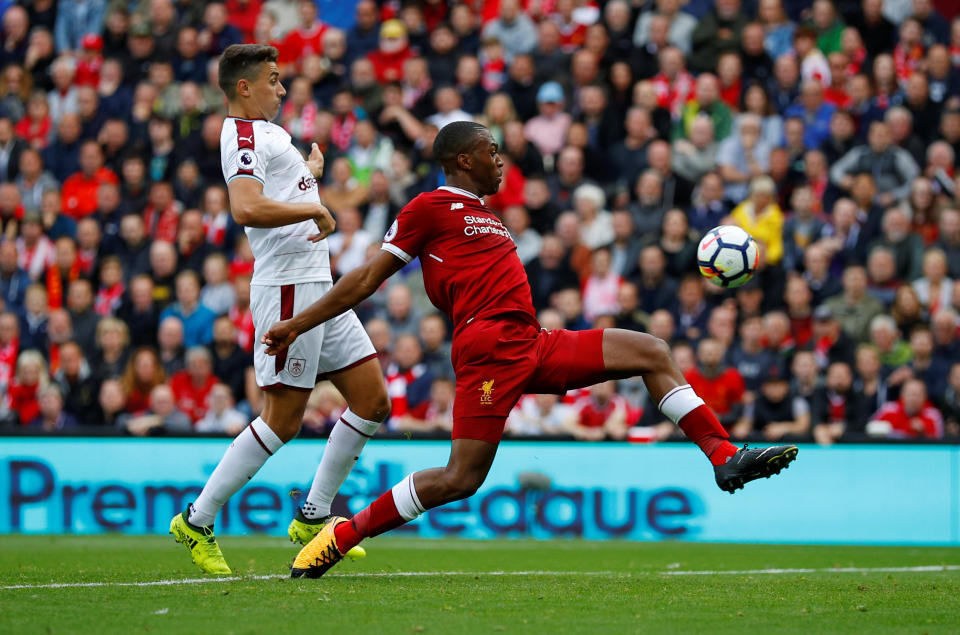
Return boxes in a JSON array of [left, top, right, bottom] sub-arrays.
[[456, 152, 471, 171], [236, 78, 250, 98]]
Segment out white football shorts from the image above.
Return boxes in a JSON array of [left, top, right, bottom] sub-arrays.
[[250, 281, 377, 390]]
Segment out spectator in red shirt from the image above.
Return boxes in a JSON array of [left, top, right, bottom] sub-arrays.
[[570, 380, 630, 441], [60, 140, 118, 220], [121, 346, 167, 415], [685, 337, 746, 429], [385, 333, 433, 430], [869, 378, 944, 439], [5, 349, 47, 426], [142, 181, 182, 243], [368, 19, 415, 84], [170, 346, 220, 423], [15, 92, 53, 149], [279, 0, 329, 73]]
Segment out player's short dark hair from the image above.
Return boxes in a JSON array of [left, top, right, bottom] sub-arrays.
[[432, 121, 489, 168], [218, 44, 279, 99]]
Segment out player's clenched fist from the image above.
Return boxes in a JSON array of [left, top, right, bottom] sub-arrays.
[[311, 203, 335, 241], [262, 320, 298, 355]]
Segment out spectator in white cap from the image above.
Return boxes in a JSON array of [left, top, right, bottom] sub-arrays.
[[523, 81, 570, 160]]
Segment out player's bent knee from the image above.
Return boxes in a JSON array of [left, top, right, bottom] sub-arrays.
[[359, 392, 391, 423], [439, 470, 484, 502]]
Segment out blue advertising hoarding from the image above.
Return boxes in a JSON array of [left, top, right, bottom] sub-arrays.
[[0, 439, 957, 544]]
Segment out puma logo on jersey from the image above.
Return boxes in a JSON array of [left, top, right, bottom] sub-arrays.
[[238, 135, 254, 144], [451, 202, 464, 210]]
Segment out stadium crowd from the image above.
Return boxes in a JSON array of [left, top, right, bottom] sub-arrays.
[[0, 0, 958, 444]]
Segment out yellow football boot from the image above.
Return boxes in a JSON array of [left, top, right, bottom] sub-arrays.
[[288, 509, 366, 560], [169, 510, 232, 575], [290, 516, 349, 578]]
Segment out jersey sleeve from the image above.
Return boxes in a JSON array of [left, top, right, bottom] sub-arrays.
[[221, 120, 270, 185], [380, 197, 432, 263]]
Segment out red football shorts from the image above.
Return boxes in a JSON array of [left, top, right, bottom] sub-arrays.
[[451, 317, 607, 443]]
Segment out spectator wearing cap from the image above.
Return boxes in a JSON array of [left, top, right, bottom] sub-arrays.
[[54, 0, 107, 54], [74, 33, 103, 87], [482, 0, 538, 62], [523, 82, 571, 161], [730, 176, 785, 265], [368, 19, 414, 84], [60, 140, 118, 221], [868, 378, 943, 439]]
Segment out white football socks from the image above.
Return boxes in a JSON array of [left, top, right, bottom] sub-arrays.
[[391, 473, 426, 521], [189, 418, 283, 528], [302, 409, 383, 519], [658, 384, 706, 425]]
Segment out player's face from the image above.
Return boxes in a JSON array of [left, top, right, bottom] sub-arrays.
[[248, 62, 286, 120], [471, 133, 503, 197]]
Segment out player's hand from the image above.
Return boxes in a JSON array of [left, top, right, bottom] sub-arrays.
[[310, 203, 335, 241], [262, 320, 299, 356], [306, 143, 325, 178]]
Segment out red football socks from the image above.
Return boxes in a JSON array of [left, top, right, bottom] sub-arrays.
[[677, 404, 738, 466], [334, 489, 407, 553]]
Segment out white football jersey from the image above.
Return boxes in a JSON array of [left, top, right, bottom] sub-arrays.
[[220, 117, 331, 286]]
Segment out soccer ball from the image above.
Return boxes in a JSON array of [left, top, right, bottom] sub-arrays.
[[696, 225, 759, 289]]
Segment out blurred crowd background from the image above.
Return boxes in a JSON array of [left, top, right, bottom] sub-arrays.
[[0, 0, 958, 444]]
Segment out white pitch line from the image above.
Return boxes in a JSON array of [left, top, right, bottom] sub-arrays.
[[662, 565, 960, 576], [3, 565, 959, 591]]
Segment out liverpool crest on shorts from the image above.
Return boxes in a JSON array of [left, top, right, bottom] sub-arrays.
[[479, 379, 494, 405], [288, 358, 306, 377]]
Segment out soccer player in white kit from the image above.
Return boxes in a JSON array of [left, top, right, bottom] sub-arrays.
[[170, 44, 390, 574]]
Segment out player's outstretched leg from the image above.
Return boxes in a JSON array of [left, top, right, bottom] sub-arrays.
[[600, 329, 798, 491], [288, 360, 389, 563], [172, 391, 301, 573], [292, 438, 497, 578]]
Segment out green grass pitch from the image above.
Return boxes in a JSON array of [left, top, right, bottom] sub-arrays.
[[1, 535, 959, 633]]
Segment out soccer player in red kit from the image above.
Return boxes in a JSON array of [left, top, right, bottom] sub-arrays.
[[263, 121, 799, 579]]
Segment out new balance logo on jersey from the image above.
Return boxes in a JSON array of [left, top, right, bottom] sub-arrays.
[[451, 202, 464, 210], [298, 176, 317, 191]]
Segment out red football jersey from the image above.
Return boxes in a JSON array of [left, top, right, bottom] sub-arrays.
[[381, 186, 538, 333]]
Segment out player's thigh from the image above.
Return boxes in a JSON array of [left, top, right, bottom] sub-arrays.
[[452, 362, 530, 444], [600, 328, 673, 378], [250, 282, 324, 391], [527, 328, 607, 393]]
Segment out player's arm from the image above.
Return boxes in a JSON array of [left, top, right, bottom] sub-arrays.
[[262, 250, 406, 355], [227, 177, 335, 235]]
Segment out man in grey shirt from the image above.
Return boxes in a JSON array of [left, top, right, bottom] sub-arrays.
[[830, 121, 920, 208]]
